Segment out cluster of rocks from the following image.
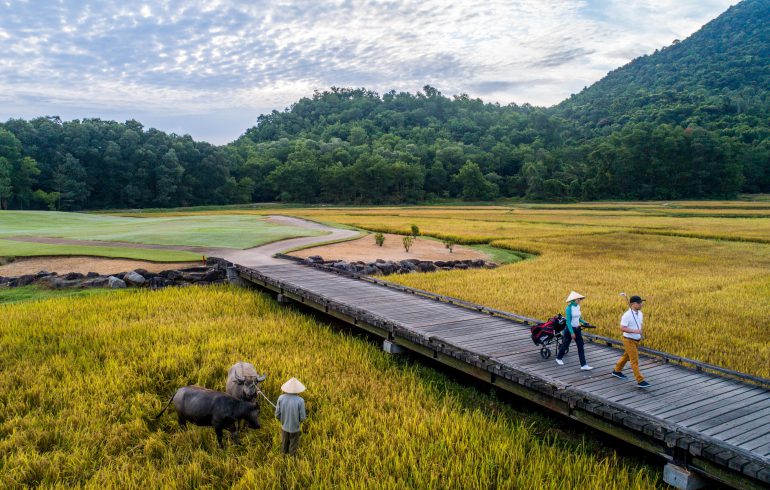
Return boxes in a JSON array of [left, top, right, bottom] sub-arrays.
[[0, 266, 226, 290], [302, 255, 497, 276]]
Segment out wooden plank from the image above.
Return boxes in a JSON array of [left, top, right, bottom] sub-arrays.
[[624, 376, 735, 411], [708, 407, 770, 441], [741, 432, 770, 451], [652, 384, 768, 419], [417, 316, 508, 332], [670, 395, 770, 427]]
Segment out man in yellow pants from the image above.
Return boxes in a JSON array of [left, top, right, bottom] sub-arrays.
[[612, 295, 650, 388]]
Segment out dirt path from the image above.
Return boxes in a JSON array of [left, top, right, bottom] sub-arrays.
[[289, 233, 488, 262]]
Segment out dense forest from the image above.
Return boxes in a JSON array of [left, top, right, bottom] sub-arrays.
[[0, 0, 768, 210]]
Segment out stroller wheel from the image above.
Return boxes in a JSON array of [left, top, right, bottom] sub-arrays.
[[540, 347, 551, 359]]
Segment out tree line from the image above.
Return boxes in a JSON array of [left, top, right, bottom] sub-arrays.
[[1, 85, 767, 210]]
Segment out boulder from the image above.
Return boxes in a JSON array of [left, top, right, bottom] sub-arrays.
[[484, 262, 499, 269], [181, 272, 206, 282], [114, 272, 126, 280], [434, 261, 447, 268], [86, 271, 100, 278], [471, 259, 485, 268], [307, 255, 324, 263], [376, 262, 397, 275], [107, 276, 127, 289], [202, 268, 223, 281], [159, 270, 182, 281], [64, 272, 85, 280], [81, 277, 109, 288], [0, 276, 8, 284], [123, 271, 146, 286], [148, 277, 173, 289], [417, 262, 437, 272], [10, 275, 36, 287], [179, 266, 209, 273], [133, 268, 150, 277], [375, 258, 386, 264], [363, 265, 379, 275], [454, 263, 469, 270], [398, 260, 417, 271], [36, 270, 54, 277], [404, 258, 421, 265]]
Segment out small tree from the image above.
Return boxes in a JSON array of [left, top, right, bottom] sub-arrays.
[[374, 232, 385, 247], [410, 224, 420, 237], [402, 235, 414, 253], [444, 239, 456, 253]]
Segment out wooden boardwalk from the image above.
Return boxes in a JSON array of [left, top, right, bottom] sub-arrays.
[[229, 260, 770, 489]]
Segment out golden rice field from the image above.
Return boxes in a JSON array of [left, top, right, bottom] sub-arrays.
[[0, 287, 660, 489], [117, 202, 770, 377], [252, 205, 770, 378]]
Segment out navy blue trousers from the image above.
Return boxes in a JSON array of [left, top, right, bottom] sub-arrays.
[[557, 328, 586, 366]]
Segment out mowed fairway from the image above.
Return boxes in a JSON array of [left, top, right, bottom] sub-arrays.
[[0, 287, 659, 489], [0, 211, 326, 262], [143, 202, 770, 377]]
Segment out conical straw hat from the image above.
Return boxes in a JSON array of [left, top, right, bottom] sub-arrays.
[[281, 377, 306, 394], [565, 291, 585, 302]]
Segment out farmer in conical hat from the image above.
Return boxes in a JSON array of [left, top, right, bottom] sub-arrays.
[[555, 291, 593, 371], [275, 377, 306, 455]]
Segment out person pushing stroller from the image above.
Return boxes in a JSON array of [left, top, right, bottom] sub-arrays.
[[555, 291, 593, 370]]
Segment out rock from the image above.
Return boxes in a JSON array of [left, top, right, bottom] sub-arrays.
[[454, 263, 469, 270], [10, 275, 36, 287], [471, 259, 485, 268], [36, 270, 54, 277], [434, 261, 447, 268], [159, 270, 182, 281], [81, 277, 109, 288], [64, 272, 85, 280], [440, 267, 453, 271], [0, 276, 8, 284], [86, 271, 100, 278], [363, 265, 379, 275], [202, 268, 223, 282], [148, 277, 173, 289], [181, 272, 206, 282], [375, 258, 386, 264], [107, 276, 126, 289], [307, 255, 324, 263], [417, 261, 437, 272], [398, 260, 417, 271], [179, 266, 209, 273], [114, 272, 126, 280], [404, 258, 421, 265], [376, 262, 398, 275], [123, 271, 146, 286], [484, 262, 499, 269], [134, 268, 150, 277]]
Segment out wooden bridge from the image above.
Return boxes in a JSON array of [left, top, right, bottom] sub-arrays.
[[219, 258, 770, 489]]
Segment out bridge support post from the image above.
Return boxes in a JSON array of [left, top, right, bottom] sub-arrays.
[[383, 340, 405, 355], [663, 463, 708, 490], [276, 294, 291, 304], [226, 266, 244, 287]]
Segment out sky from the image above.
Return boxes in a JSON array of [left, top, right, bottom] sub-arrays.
[[0, 0, 737, 144]]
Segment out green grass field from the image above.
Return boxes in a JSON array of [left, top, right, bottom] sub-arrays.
[[0, 285, 124, 305], [0, 211, 328, 261], [0, 239, 201, 262]]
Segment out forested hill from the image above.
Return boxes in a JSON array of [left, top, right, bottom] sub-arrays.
[[1, 0, 769, 210], [554, 0, 770, 139]]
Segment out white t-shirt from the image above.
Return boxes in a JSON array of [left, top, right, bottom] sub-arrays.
[[621, 309, 643, 340]]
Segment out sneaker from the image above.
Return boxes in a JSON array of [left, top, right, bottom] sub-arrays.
[[637, 380, 651, 388], [611, 371, 627, 379], [580, 365, 594, 371], [555, 358, 564, 365]]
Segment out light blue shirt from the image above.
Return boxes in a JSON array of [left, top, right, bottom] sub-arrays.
[[275, 394, 306, 433]]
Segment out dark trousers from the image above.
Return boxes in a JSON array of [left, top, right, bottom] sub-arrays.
[[557, 328, 586, 366], [281, 430, 301, 455]]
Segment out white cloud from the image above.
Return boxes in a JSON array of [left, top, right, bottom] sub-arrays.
[[0, 0, 737, 143]]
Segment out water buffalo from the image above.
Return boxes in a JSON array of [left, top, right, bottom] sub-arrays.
[[226, 361, 267, 403], [156, 385, 260, 447]]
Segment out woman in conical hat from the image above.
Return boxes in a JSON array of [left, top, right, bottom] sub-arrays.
[[555, 291, 593, 371]]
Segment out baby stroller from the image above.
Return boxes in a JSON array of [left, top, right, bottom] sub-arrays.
[[530, 314, 567, 359]]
